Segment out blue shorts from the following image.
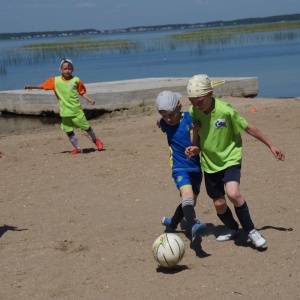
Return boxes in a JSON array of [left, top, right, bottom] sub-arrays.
[[172, 170, 202, 196], [204, 164, 241, 199]]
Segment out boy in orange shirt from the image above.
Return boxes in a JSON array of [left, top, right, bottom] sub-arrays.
[[24, 59, 103, 154]]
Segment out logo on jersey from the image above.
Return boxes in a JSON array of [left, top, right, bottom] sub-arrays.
[[214, 119, 227, 129], [176, 176, 183, 183], [70, 83, 77, 89]]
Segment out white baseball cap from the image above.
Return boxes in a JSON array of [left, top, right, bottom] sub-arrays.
[[156, 91, 182, 112], [60, 58, 73, 69]]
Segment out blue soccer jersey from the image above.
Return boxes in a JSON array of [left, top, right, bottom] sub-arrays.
[[159, 112, 201, 172]]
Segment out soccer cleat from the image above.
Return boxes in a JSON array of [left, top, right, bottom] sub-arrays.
[[191, 222, 207, 242], [95, 138, 103, 151], [69, 148, 82, 155], [161, 217, 174, 232], [190, 222, 206, 250], [248, 229, 267, 248], [216, 229, 240, 242]]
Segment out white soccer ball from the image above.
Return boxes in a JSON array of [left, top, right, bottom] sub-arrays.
[[152, 233, 185, 267]]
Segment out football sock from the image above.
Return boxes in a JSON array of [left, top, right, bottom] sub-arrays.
[[182, 199, 197, 229], [170, 204, 184, 230], [235, 201, 254, 234], [86, 127, 96, 143], [217, 206, 239, 230], [67, 132, 80, 149]]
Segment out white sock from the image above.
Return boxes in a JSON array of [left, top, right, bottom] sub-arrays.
[[68, 133, 81, 149], [86, 127, 96, 143]]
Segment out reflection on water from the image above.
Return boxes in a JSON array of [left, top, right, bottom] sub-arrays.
[[0, 114, 61, 133]]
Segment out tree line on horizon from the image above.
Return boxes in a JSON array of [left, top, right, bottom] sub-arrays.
[[0, 13, 299, 40]]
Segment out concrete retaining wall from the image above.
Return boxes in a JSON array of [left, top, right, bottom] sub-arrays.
[[0, 77, 258, 115]]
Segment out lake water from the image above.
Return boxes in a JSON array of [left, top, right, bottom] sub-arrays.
[[0, 27, 300, 132]]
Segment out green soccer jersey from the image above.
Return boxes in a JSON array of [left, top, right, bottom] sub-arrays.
[[55, 76, 83, 117], [189, 98, 248, 173]]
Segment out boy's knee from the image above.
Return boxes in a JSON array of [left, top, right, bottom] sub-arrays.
[[213, 198, 226, 209], [66, 131, 74, 136], [226, 190, 242, 204]]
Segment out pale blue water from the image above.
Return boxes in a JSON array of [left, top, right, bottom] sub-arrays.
[[0, 27, 300, 132], [1, 28, 300, 97]]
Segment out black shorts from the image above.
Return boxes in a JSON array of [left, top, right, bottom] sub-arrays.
[[204, 164, 241, 199]]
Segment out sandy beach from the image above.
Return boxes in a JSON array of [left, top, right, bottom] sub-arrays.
[[0, 96, 299, 299]]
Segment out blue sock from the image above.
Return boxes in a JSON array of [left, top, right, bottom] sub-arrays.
[[217, 206, 239, 230], [170, 204, 184, 230], [235, 201, 254, 234], [182, 199, 197, 229]]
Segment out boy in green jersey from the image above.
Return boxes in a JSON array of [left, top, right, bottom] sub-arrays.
[[185, 74, 285, 248], [24, 59, 103, 155]]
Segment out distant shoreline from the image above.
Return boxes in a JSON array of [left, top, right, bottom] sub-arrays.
[[1, 13, 299, 40]]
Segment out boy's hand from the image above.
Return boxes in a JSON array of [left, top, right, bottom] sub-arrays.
[[82, 94, 95, 105], [185, 146, 200, 159], [270, 145, 285, 161], [156, 120, 161, 128], [192, 121, 200, 130]]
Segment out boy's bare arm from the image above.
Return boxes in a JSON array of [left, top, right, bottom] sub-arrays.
[[244, 123, 285, 161], [24, 84, 44, 90], [191, 121, 200, 147], [24, 85, 43, 90], [81, 93, 95, 105]]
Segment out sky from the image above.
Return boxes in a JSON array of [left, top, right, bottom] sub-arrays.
[[0, 0, 299, 33]]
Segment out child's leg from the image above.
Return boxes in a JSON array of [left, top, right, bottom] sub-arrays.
[[73, 113, 103, 150], [181, 187, 204, 230], [226, 181, 266, 247], [182, 198, 197, 229], [66, 131, 81, 150], [205, 170, 239, 240], [234, 202, 255, 234], [169, 203, 184, 230], [214, 196, 239, 230], [166, 171, 205, 239], [226, 181, 254, 234], [85, 127, 96, 142], [85, 127, 103, 150], [61, 117, 81, 152], [164, 189, 200, 231], [180, 188, 206, 246]]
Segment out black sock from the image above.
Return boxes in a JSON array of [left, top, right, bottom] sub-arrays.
[[182, 199, 197, 229], [217, 206, 239, 230], [170, 204, 184, 230], [235, 201, 254, 234]]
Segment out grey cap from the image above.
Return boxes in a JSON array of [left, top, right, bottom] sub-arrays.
[[156, 91, 182, 112]]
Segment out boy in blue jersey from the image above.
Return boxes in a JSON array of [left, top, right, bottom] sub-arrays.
[[156, 91, 206, 248], [186, 74, 285, 248]]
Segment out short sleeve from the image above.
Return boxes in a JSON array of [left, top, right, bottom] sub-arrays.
[[41, 78, 55, 90], [77, 79, 86, 95]]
